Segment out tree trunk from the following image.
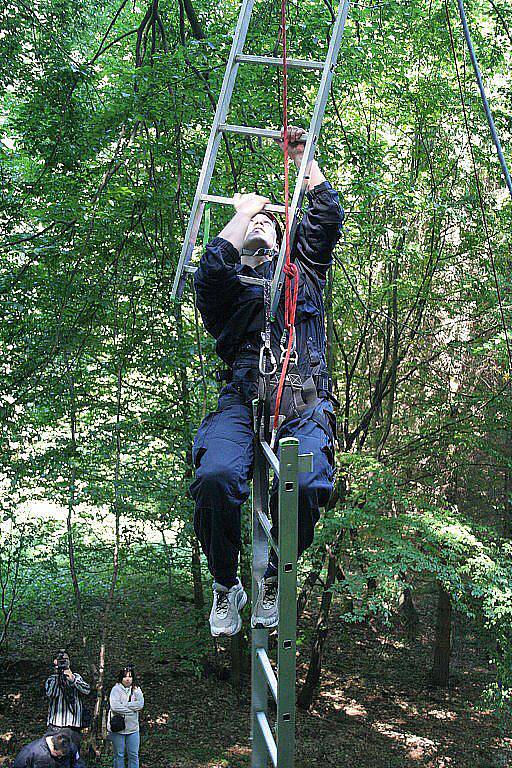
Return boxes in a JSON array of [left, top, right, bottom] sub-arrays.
[[86, 339, 124, 753], [297, 544, 337, 710], [430, 583, 452, 687], [180, 0, 205, 39], [64, 356, 91, 668], [160, 528, 173, 592], [398, 584, 420, 640], [230, 634, 243, 696], [297, 557, 325, 623], [0, 527, 24, 651], [191, 537, 204, 612]]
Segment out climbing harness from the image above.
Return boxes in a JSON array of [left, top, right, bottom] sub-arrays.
[[258, 277, 277, 443]]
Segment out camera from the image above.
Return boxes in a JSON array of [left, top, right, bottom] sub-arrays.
[[56, 650, 70, 673]]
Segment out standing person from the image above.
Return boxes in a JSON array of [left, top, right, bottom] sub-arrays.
[[191, 125, 344, 636], [45, 650, 91, 736], [13, 733, 76, 768], [107, 666, 144, 768]]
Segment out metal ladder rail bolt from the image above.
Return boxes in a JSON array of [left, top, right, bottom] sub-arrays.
[[251, 399, 313, 767], [170, 0, 352, 302]]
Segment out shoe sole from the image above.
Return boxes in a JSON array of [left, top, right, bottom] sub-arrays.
[[210, 590, 248, 637], [251, 615, 278, 630]]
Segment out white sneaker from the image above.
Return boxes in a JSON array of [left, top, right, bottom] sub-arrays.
[[209, 578, 248, 637], [251, 576, 279, 629]]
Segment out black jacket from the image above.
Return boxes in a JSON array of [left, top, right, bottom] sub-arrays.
[[194, 181, 344, 389], [13, 738, 78, 768]]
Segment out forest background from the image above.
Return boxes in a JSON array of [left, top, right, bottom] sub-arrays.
[[1, 0, 511, 766]]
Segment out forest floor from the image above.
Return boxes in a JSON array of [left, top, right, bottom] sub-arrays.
[[1, 574, 510, 768]]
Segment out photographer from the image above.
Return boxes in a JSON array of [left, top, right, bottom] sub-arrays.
[[45, 650, 91, 733], [13, 733, 77, 768]]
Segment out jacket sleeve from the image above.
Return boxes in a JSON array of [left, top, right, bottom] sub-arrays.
[[109, 687, 134, 716], [292, 181, 344, 279], [71, 673, 90, 695], [45, 675, 59, 698], [126, 688, 144, 712], [13, 746, 31, 768], [193, 237, 244, 338]]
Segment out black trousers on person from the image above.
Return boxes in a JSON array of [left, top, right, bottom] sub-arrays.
[[189, 383, 336, 587]]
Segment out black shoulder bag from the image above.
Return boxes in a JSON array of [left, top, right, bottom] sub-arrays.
[[110, 688, 132, 733]]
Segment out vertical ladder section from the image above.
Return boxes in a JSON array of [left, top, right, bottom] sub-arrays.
[[275, 437, 300, 768], [251, 419, 273, 768], [251, 424, 313, 768]]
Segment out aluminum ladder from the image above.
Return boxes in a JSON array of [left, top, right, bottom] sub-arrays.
[[170, 0, 351, 317]]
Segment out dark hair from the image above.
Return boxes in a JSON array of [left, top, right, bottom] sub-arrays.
[[51, 734, 72, 757], [117, 665, 137, 686], [55, 728, 81, 748]]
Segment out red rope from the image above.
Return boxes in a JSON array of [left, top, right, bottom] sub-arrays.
[[273, 0, 299, 433]]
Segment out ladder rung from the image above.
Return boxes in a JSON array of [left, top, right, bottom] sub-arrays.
[[260, 440, 279, 476], [236, 54, 324, 71], [219, 123, 310, 142], [200, 194, 285, 214], [256, 510, 279, 555], [256, 648, 278, 702], [255, 711, 277, 768]]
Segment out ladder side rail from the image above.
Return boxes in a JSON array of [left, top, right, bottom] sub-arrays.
[[171, 0, 257, 299], [276, 437, 300, 768], [252, 402, 271, 768], [270, 0, 351, 316]]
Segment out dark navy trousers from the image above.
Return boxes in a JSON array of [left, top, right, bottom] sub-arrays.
[[189, 383, 336, 587]]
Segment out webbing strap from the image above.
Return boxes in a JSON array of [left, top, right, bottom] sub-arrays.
[[258, 279, 277, 442]]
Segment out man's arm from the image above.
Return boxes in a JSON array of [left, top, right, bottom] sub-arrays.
[[69, 672, 90, 696], [193, 192, 271, 337], [216, 192, 271, 251], [109, 687, 135, 716], [125, 687, 144, 712], [277, 126, 344, 279], [45, 675, 59, 698], [275, 126, 326, 191], [13, 745, 31, 768]]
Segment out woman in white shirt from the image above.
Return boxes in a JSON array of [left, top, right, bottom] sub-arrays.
[[107, 666, 144, 768]]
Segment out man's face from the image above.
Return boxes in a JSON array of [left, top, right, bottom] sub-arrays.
[[243, 213, 277, 256]]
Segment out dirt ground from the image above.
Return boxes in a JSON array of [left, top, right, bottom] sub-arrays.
[[1, 578, 510, 768]]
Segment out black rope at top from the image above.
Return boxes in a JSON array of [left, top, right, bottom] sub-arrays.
[[444, 0, 512, 375], [455, 0, 512, 200]]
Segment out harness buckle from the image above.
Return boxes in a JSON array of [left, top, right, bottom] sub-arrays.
[[280, 330, 298, 365]]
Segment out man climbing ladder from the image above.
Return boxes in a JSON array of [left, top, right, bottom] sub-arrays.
[[190, 126, 344, 636]]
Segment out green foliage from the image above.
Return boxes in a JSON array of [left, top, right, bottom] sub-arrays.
[[1, 0, 511, 734], [151, 612, 212, 679]]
